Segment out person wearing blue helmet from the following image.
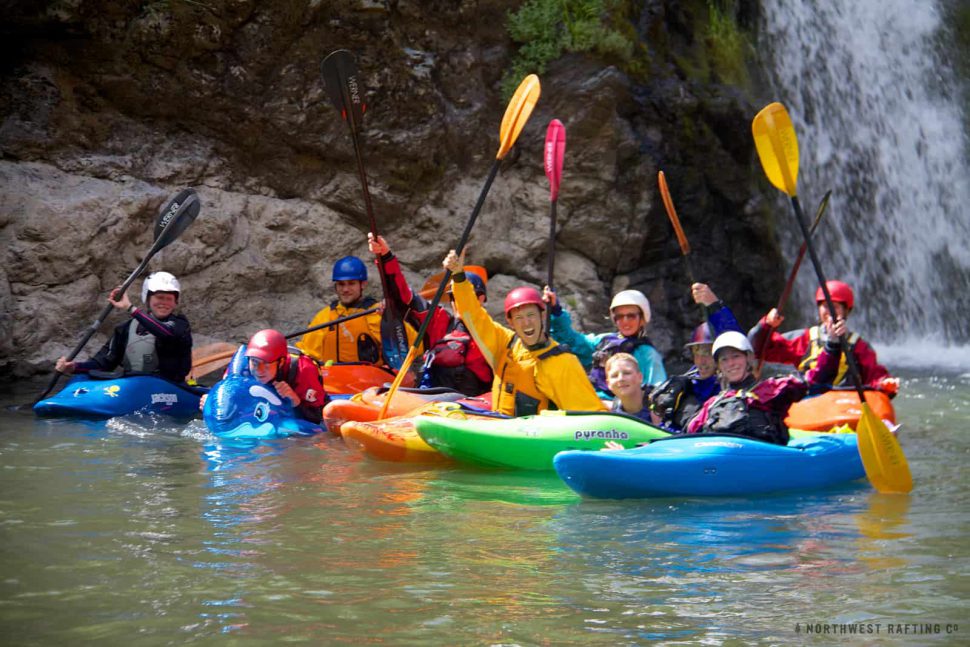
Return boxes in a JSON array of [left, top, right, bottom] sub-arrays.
[[296, 255, 383, 364]]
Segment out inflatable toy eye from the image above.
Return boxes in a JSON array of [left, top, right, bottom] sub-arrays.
[[254, 402, 270, 423]]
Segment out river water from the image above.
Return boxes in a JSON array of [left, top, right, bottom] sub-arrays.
[[0, 368, 966, 644]]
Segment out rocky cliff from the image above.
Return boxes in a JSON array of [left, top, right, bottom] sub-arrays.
[[0, 0, 785, 379]]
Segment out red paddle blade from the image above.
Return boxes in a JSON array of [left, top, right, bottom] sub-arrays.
[[544, 119, 566, 202]]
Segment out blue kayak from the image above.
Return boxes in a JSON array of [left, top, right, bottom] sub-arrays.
[[33, 374, 204, 419], [553, 434, 866, 499]]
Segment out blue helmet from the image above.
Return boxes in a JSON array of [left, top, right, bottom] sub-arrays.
[[332, 256, 368, 282], [445, 270, 487, 301]]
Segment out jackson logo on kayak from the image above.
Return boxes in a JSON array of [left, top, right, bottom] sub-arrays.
[[574, 430, 629, 441], [103, 385, 121, 398], [151, 393, 178, 405]]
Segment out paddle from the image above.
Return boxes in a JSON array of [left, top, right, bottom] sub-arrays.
[[321, 49, 410, 371], [754, 189, 831, 378], [543, 119, 566, 332], [657, 170, 712, 337], [418, 265, 488, 300], [752, 101, 912, 493], [377, 74, 542, 419], [34, 188, 201, 404], [188, 306, 382, 381]]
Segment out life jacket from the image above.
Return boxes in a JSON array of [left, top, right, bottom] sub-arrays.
[[497, 338, 569, 417], [797, 325, 859, 385], [420, 322, 489, 396], [281, 346, 329, 411], [701, 388, 789, 445], [589, 334, 652, 394], [122, 318, 158, 374], [332, 296, 381, 364]]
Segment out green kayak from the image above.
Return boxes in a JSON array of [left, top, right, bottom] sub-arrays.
[[413, 410, 669, 471]]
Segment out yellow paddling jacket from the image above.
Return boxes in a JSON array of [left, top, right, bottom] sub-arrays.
[[453, 276, 606, 416], [296, 297, 384, 364]]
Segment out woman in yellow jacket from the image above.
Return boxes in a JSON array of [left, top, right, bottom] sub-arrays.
[[443, 251, 605, 416]]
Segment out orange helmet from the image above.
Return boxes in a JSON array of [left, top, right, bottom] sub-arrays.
[[245, 329, 287, 363], [504, 286, 545, 319], [815, 280, 854, 310]]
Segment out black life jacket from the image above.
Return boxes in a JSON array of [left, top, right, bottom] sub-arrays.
[[701, 388, 789, 445], [589, 334, 652, 394]]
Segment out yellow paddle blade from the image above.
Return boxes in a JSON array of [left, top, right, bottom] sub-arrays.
[[752, 102, 800, 196], [857, 402, 913, 493], [378, 346, 418, 420], [497, 74, 541, 160]]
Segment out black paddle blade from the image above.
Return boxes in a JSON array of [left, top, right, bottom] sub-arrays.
[[321, 49, 365, 130], [153, 189, 201, 250]]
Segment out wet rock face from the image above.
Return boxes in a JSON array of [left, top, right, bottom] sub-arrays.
[[0, 1, 782, 378]]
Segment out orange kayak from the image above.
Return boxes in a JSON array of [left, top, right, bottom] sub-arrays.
[[342, 402, 497, 463], [320, 363, 415, 397], [322, 385, 489, 435], [785, 389, 895, 431]]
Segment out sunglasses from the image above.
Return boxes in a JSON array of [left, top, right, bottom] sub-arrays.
[[612, 312, 640, 322]]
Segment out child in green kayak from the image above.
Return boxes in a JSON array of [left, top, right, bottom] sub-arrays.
[[604, 353, 654, 422]]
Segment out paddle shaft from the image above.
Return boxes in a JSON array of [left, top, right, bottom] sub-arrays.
[[378, 160, 501, 419], [545, 198, 557, 332], [285, 306, 380, 340], [788, 195, 867, 401], [755, 191, 830, 377]]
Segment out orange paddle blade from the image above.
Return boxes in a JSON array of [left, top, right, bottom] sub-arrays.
[[497, 74, 541, 159], [657, 171, 690, 255], [419, 265, 488, 300]]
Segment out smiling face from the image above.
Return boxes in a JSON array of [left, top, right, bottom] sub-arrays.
[[817, 301, 848, 326], [335, 280, 365, 306], [606, 357, 643, 399], [691, 344, 716, 379], [507, 303, 544, 346], [611, 305, 643, 337], [148, 292, 178, 318], [716, 348, 750, 384]]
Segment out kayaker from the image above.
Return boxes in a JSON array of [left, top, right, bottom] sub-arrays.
[[686, 331, 823, 445], [54, 271, 192, 383], [649, 283, 744, 432], [243, 329, 328, 423], [543, 286, 665, 398], [748, 280, 899, 396], [442, 250, 605, 416], [604, 353, 653, 422], [296, 255, 383, 365], [367, 233, 492, 396]]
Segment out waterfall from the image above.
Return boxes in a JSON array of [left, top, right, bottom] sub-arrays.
[[757, 0, 970, 368]]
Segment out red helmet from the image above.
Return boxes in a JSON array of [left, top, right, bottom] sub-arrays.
[[504, 286, 545, 319], [815, 280, 854, 310], [684, 323, 713, 347], [245, 329, 287, 363]]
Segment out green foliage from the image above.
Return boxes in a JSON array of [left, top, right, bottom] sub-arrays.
[[502, 0, 637, 97], [703, 0, 750, 86]]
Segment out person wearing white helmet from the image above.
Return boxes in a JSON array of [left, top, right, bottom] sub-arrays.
[[55, 271, 193, 383], [684, 330, 828, 445], [544, 286, 666, 399]]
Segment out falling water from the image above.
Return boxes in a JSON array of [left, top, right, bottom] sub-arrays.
[[757, 0, 970, 368]]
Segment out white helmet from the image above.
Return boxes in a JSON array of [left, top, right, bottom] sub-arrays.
[[610, 289, 651, 326], [141, 271, 181, 304], [712, 331, 753, 360]]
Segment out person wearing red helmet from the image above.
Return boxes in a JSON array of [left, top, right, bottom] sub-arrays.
[[296, 255, 383, 365], [748, 280, 897, 395], [55, 271, 192, 383], [246, 329, 327, 423], [367, 234, 491, 396], [442, 250, 605, 416]]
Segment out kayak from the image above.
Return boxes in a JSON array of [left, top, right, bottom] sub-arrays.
[[202, 348, 323, 438], [341, 402, 483, 463], [321, 362, 415, 396], [414, 410, 669, 471], [785, 388, 895, 431], [33, 373, 204, 419], [323, 385, 489, 435], [553, 433, 865, 499]]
